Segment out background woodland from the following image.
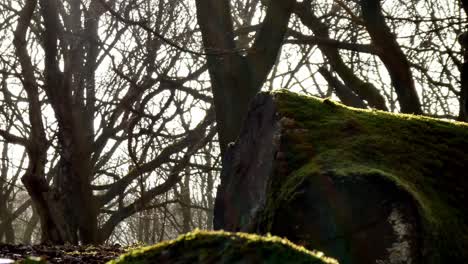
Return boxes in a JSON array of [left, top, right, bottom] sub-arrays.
[[0, 0, 466, 245]]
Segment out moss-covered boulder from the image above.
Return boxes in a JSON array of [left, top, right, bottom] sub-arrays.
[[107, 230, 337, 264], [214, 91, 468, 264]]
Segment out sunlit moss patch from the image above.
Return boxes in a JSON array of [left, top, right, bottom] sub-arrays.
[[107, 230, 337, 264]]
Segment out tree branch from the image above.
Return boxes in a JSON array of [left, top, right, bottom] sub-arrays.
[[0, 129, 29, 147], [360, 0, 422, 114], [96, 110, 214, 207]]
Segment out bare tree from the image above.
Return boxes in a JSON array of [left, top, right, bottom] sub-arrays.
[[0, 0, 465, 246], [261, 0, 464, 119], [1, 0, 215, 244]]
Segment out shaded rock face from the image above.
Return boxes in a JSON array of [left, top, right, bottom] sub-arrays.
[[271, 174, 421, 264], [214, 94, 281, 232], [214, 92, 425, 264]]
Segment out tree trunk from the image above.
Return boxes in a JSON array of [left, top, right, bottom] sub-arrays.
[[0, 197, 15, 243], [22, 210, 39, 244], [205, 147, 214, 230], [181, 169, 192, 233], [195, 0, 295, 153], [53, 152, 98, 244], [460, 61, 468, 121], [0, 144, 15, 243], [29, 0, 99, 244], [458, 1, 468, 122]]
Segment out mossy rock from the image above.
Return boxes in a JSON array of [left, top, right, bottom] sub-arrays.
[[107, 230, 337, 264], [270, 91, 468, 261], [215, 90, 468, 264]]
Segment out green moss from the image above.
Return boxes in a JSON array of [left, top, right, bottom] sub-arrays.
[[18, 257, 47, 264], [263, 90, 468, 261], [107, 230, 337, 264]]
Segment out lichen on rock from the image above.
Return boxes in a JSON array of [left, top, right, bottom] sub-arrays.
[[377, 207, 414, 264]]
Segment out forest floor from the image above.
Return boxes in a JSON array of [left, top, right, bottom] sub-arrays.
[[0, 243, 128, 263]]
